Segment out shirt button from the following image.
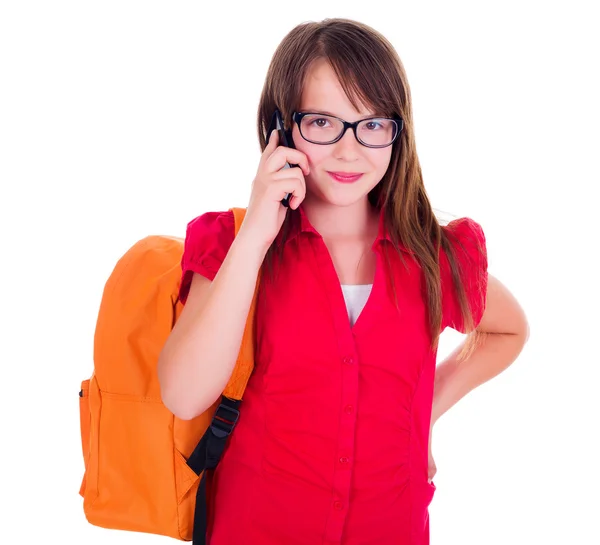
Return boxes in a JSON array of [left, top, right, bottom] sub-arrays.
[[343, 356, 354, 365], [344, 404, 354, 414], [339, 456, 350, 464], [333, 501, 343, 510]]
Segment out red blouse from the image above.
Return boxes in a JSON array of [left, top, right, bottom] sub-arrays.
[[179, 205, 488, 545]]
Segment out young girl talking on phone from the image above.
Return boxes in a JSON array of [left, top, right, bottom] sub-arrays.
[[158, 18, 529, 545]]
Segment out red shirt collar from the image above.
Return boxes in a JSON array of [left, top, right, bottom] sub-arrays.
[[280, 203, 414, 255]]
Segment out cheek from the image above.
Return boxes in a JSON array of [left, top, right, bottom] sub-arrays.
[[373, 149, 393, 173], [294, 142, 328, 169], [292, 126, 330, 168]]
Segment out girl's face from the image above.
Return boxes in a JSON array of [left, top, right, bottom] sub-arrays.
[[292, 59, 393, 207]]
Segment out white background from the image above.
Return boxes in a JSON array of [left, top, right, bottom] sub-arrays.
[[1, 1, 598, 543]]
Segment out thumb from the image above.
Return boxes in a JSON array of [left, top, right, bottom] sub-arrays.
[[267, 129, 279, 148]]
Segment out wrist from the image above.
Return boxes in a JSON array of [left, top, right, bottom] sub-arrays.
[[431, 399, 441, 428], [231, 227, 271, 264]]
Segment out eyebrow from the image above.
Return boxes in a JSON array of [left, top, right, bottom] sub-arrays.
[[302, 109, 383, 120]]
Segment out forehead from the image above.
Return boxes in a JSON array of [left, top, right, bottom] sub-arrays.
[[300, 58, 374, 119]]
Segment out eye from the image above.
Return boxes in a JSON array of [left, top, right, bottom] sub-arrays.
[[364, 120, 383, 131], [310, 117, 331, 128]]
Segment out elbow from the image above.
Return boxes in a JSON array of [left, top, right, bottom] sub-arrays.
[[157, 351, 216, 421], [522, 320, 530, 343], [514, 308, 530, 343], [159, 379, 201, 421], [157, 352, 196, 421], [162, 394, 215, 422], [159, 386, 192, 420], [168, 404, 201, 422]]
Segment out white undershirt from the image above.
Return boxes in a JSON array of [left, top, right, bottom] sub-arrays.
[[340, 284, 373, 327]]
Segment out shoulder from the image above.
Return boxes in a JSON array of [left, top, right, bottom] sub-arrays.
[[186, 209, 235, 240], [442, 217, 486, 248], [185, 209, 235, 249], [440, 216, 489, 332], [440, 216, 487, 270], [178, 210, 235, 302]]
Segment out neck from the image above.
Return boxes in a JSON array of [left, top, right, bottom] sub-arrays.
[[301, 195, 379, 241]]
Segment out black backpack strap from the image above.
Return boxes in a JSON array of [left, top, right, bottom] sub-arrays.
[[186, 396, 241, 545]]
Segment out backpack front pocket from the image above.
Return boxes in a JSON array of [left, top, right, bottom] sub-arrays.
[[78, 379, 91, 496]]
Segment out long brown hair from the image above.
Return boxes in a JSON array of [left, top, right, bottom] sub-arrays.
[[256, 18, 486, 359]]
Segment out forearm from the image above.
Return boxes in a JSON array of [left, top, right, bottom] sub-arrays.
[[431, 331, 527, 425], [159, 231, 267, 419]]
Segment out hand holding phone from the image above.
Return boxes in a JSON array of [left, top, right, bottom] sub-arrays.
[[239, 111, 309, 250], [265, 109, 299, 208]]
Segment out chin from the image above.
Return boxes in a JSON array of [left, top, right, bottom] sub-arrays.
[[311, 178, 377, 207]]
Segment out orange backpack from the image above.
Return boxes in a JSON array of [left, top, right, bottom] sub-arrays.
[[78, 207, 258, 544]]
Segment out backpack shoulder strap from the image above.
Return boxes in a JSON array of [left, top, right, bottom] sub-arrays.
[[186, 207, 261, 545], [221, 207, 260, 401]]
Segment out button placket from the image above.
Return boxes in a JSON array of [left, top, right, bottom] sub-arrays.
[[312, 230, 363, 543], [324, 350, 359, 539]]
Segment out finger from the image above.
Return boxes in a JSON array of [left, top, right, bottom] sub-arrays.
[[271, 166, 306, 184], [266, 146, 310, 176], [271, 177, 306, 205], [260, 130, 279, 164], [266, 129, 278, 148], [272, 169, 307, 207], [289, 193, 305, 210]]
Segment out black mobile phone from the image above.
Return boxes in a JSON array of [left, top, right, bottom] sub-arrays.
[[265, 109, 298, 208]]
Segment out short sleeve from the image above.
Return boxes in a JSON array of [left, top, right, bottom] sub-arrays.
[[441, 217, 489, 333], [179, 210, 235, 304]]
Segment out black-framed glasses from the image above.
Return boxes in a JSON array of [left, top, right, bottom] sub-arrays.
[[292, 111, 403, 148]]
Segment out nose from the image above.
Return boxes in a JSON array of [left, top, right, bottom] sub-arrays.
[[334, 126, 361, 161]]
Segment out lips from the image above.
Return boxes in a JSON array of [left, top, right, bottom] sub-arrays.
[[327, 171, 364, 183]]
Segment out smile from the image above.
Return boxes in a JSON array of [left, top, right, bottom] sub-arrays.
[[327, 171, 364, 184]]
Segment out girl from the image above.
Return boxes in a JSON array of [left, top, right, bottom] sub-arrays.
[[158, 18, 529, 545]]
